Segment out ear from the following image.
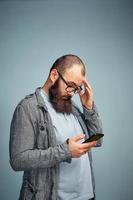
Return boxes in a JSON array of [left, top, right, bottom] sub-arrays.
[[49, 69, 59, 84]]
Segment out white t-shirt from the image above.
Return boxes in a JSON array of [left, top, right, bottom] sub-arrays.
[[40, 89, 94, 200]]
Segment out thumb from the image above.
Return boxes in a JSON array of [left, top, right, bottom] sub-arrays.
[[72, 134, 85, 142]]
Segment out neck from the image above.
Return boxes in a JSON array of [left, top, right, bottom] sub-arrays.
[[42, 80, 50, 94], [42, 77, 54, 94]]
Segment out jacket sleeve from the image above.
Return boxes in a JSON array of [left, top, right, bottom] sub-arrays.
[[9, 104, 72, 171], [82, 103, 103, 147]]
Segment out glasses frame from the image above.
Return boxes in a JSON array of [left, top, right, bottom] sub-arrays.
[[57, 70, 83, 94]]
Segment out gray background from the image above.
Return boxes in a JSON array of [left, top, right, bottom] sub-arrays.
[[0, 0, 133, 199]]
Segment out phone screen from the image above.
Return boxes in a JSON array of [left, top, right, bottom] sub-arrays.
[[82, 133, 104, 143]]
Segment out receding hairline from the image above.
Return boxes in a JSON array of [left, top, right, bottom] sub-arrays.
[[49, 54, 86, 76]]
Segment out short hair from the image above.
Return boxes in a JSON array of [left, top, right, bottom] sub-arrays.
[[50, 54, 86, 76]]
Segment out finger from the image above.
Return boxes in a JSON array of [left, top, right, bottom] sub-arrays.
[[80, 141, 97, 149], [85, 86, 91, 95], [81, 148, 91, 155], [82, 78, 92, 90], [79, 83, 91, 97], [72, 134, 85, 142], [81, 150, 88, 155]]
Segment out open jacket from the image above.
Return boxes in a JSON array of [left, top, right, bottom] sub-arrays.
[[9, 88, 103, 200]]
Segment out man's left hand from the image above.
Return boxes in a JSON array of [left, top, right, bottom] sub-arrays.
[[79, 78, 94, 110]]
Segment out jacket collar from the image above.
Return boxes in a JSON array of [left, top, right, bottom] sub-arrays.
[[35, 87, 48, 112]]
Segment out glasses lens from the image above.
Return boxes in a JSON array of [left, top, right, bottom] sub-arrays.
[[66, 85, 83, 94]]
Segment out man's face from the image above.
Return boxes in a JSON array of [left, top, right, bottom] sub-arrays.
[[49, 64, 84, 114]]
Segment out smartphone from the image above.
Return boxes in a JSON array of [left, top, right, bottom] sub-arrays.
[[82, 133, 104, 143]]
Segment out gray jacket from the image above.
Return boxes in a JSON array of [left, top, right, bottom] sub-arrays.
[[9, 88, 103, 200]]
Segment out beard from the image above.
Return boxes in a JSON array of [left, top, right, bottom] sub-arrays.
[[49, 79, 72, 114]]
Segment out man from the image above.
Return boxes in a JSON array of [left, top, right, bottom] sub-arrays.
[[9, 54, 103, 200]]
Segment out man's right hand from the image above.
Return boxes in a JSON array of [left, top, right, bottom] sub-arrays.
[[68, 134, 97, 158]]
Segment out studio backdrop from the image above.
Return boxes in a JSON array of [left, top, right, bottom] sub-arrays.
[[0, 0, 133, 199]]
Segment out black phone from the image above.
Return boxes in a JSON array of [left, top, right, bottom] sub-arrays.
[[82, 133, 104, 143]]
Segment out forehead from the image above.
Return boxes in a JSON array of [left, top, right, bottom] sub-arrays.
[[64, 64, 85, 85]]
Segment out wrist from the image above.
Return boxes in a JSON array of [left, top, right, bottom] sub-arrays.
[[83, 101, 94, 110]]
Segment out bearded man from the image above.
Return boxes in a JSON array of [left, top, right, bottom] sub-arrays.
[[10, 54, 103, 200]]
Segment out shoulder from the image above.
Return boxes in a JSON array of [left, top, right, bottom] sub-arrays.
[[14, 91, 38, 118], [18, 92, 37, 108], [17, 93, 37, 108]]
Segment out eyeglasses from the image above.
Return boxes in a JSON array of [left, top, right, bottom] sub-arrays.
[[57, 70, 83, 94]]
